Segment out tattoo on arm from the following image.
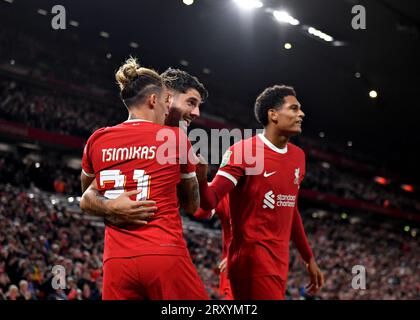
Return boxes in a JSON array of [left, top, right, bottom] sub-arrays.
[[80, 187, 110, 218], [178, 177, 199, 215], [190, 181, 199, 208]]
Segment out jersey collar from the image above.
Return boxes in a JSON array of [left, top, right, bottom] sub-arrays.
[[257, 133, 288, 154], [124, 119, 152, 123]]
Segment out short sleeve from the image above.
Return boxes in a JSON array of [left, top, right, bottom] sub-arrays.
[[81, 137, 95, 178], [216, 142, 246, 186]]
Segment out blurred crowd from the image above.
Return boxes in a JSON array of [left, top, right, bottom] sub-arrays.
[[0, 26, 114, 90], [0, 183, 224, 300], [0, 18, 419, 301], [303, 159, 420, 214], [4, 139, 419, 218], [1, 28, 419, 214], [287, 211, 419, 299], [0, 183, 418, 300], [0, 184, 103, 300], [0, 152, 81, 196], [0, 77, 123, 138]]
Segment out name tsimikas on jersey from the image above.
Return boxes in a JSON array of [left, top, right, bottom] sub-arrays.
[[102, 146, 157, 162]]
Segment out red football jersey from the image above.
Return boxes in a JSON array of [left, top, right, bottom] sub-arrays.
[[216, 196, 232, 260], [193, 196, 231, 258], [82, 119, 196, 262], [215, 196, 232, 299], [217, 133, 306, 280], [193, 195, 232, 298]]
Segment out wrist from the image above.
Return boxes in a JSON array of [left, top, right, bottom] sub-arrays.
[[198, 175, 208, 187], [307, 256, 316, 265], [197, 172, 208, 184]]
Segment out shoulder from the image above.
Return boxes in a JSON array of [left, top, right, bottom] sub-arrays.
[[154, 125, 188, 139], [228, 136, 254, 151], [287, 142, 305, 159], [85, 127, 107, 145]]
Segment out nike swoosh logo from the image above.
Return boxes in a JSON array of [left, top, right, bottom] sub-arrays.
[[263, 171, 276, 177]]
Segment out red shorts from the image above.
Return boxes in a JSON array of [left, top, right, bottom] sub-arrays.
[[219, 271, 233, 300], [230, 275, 286, 300], [102, 255, 209, 300]]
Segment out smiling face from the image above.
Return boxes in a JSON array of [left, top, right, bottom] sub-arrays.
[[268, 95, 305, 136], [165, 88, 202, 128]]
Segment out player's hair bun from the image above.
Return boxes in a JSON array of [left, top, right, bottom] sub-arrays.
[[115, 57, 143, 90], [115, 57, 163, 100]]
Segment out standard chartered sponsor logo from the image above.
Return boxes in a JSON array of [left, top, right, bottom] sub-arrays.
[[262, 191, 296, 209], [277, 194, 296, 207], [262, 191, 275, 209]]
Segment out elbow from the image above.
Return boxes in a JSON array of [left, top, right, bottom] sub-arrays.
[[79, 193, 88, 212]]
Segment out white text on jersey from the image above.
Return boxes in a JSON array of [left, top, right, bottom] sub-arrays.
[[102, 146, 157, 162]]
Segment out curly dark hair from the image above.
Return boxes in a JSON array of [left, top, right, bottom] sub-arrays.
[[161, 68, 208, 102], [254, 85, 296, 126]]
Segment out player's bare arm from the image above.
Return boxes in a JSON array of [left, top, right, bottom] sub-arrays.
[[291, 206, 325, 295], [305, 257, 325, 295], [195, 154, 209, 184], [80, 179, 157, 227], [196, 156, 236, 211], [81, 172, 95, 193], [178, 176, 200, 215]]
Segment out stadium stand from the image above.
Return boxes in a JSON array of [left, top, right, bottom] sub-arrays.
[[0, 16, 418, 300]]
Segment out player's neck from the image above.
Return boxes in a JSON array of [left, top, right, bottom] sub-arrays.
[[263, 128, 289, 149], [127, 110, 154, 122]]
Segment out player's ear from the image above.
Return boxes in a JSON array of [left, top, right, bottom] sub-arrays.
[[167, 92, 174, 106], [149, 93, 157, 109], [268, 108, 278, 123]]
